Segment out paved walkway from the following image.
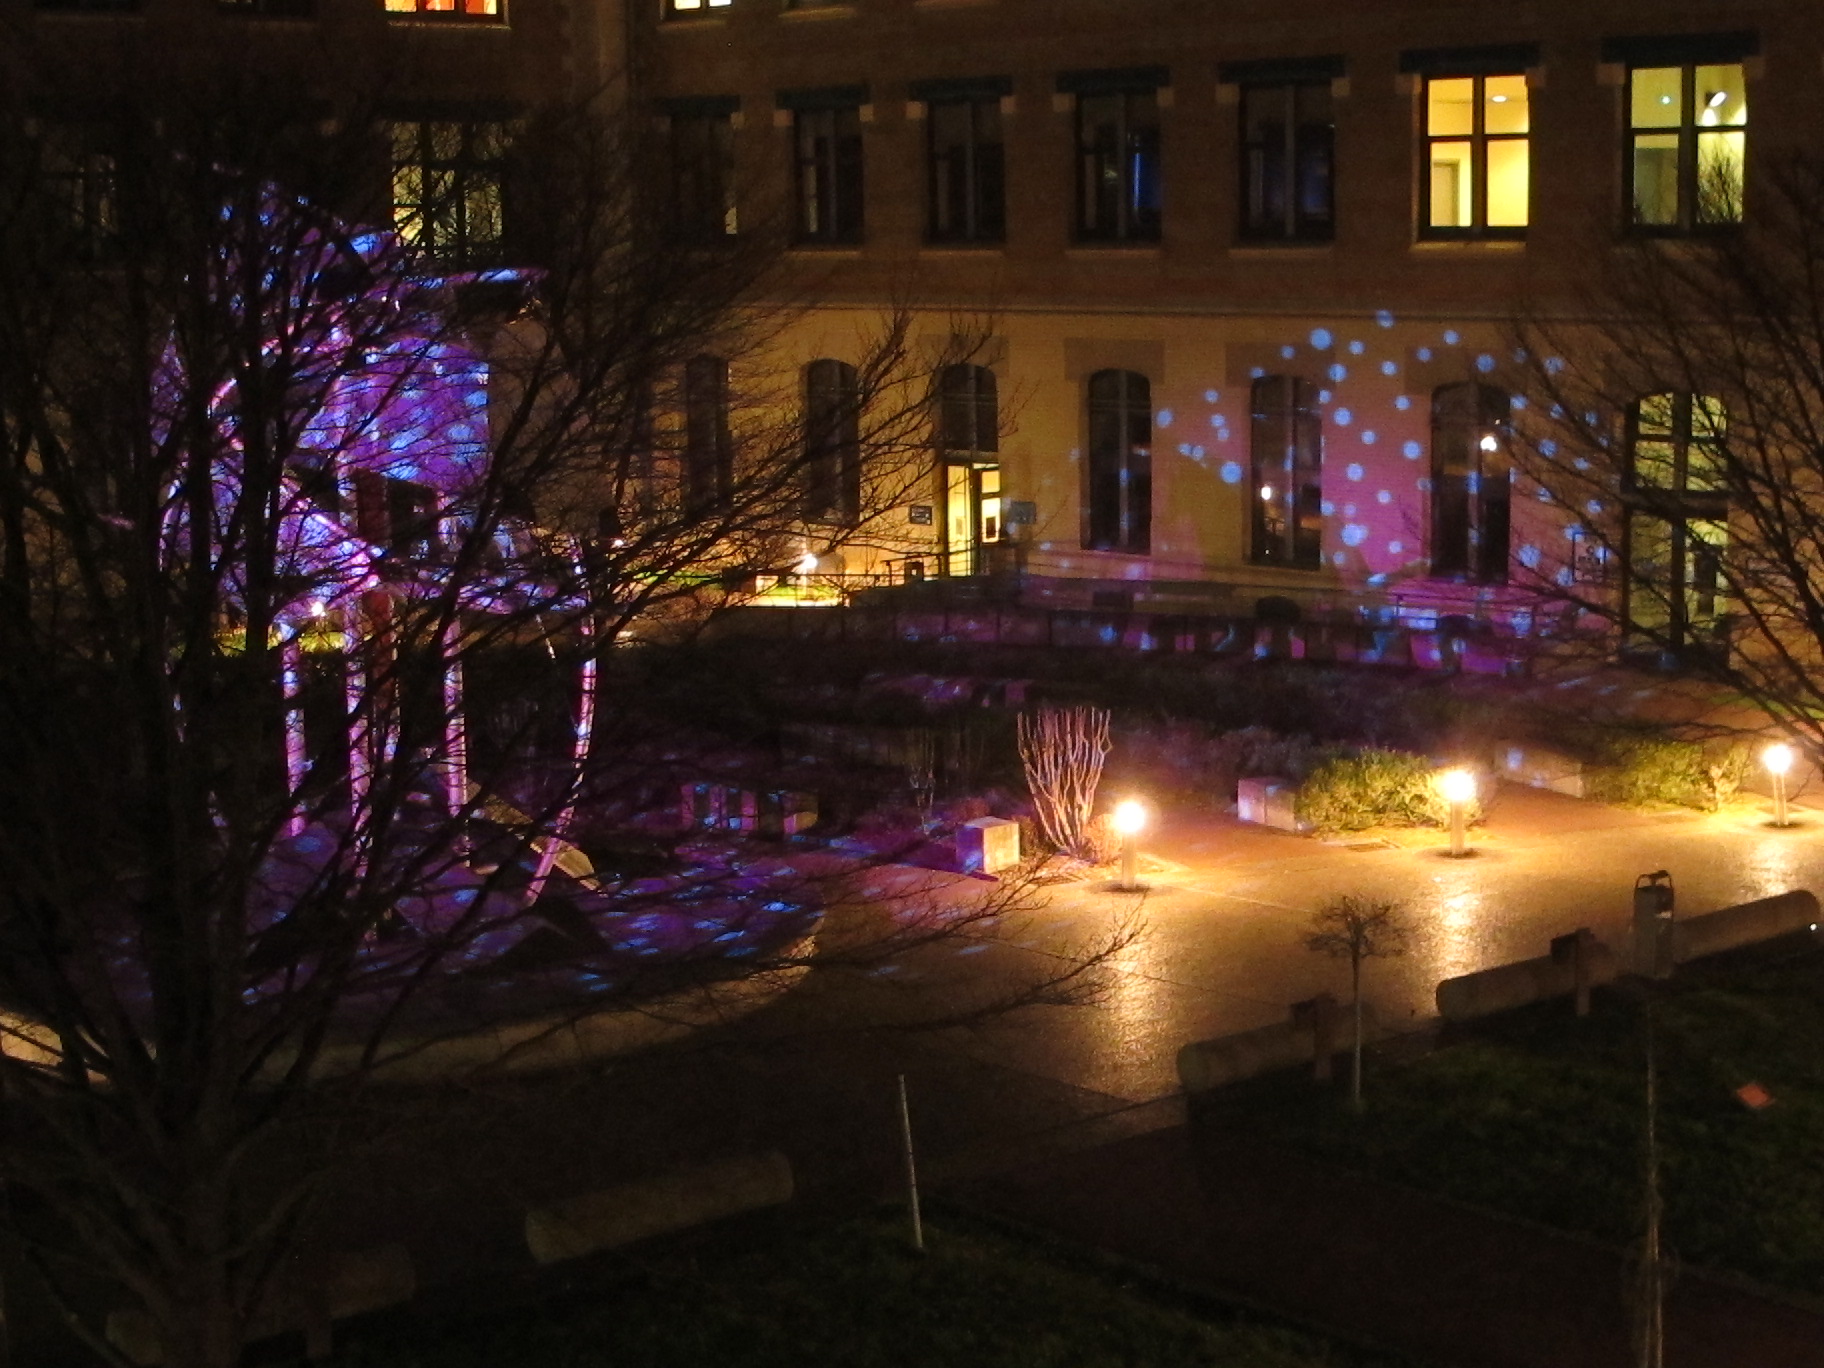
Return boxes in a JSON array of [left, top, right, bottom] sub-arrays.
[[966, 1122, 1824, 1368]]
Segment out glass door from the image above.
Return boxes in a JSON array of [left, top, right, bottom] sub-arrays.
[[944, 463, 1001, 576]]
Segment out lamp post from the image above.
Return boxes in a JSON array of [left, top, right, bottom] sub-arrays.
[[1112, 798, 1148, 891], [1764, 743, 1796, 828], [1438, 767, 1476, 858]]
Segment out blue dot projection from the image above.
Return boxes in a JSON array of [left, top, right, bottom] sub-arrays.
[[1377, 489, 1393, 504], [1376, 309, 1396, 328], [1539, 439, 1557, 455], [1349, 339, 1366, 355], [1416, 347, 1433, 362], [1157, 408, 1174, 427], [1346, 463, 1365, 481], [1476, 353, 1497, 373], [1388, 540, 1404, 555], [1519, 545, 1543, 568], [1403, 440, 1423, 459], [1220, 461, 1244, 484], [1444, 329, 1461, 345], [1204, 389, 1220, 402], [1321, 500, 1337, 516], [1281, 345, 1297, 359], [1344, 503, 1357, 515], [1310, 328, 1334, 349], [1334, 408, 1353, 425], [1342, 524, 1368, 547], [1394, 395, 1412, 411], [1381, 360, 1399, 376], [1329, 363, 1349, 382], [1361, 430, 1377, 444], [1511, 395, 1529, 410]]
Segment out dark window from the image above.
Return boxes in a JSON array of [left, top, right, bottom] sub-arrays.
[[684, 355, 733, 508], [1422, 74, 1529, 237], [1627, 63, 1746, 230], [384, 0, 500, 17], [668, 108, 736, 240], [803, 359, 861, 522], [1624, 392, 1729, 649], [220, 0, 314, 15], [38, 124, 117, 251], [1240, 82, 1333, 242], [1075, 91, 1160, 243], [1249, 376, 1323, 568], [386, 478, 440, 558], [34, 0, 135, 13], [1084, 369, 1151, 552], [927, 96, 1005, 244], [1430, 382, 1511, 582], [793, 106, 864, 245], [937, 364, 998, 456], [390, 120, 508, 267], [294, 452, 342, 517]]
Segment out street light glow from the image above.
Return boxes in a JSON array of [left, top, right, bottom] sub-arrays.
[[1764, 743, 1796, 776], [1437, 768, 1477, 804], [1112, 798, 1148, 837]]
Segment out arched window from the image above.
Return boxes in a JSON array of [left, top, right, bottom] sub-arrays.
[[803, 359, 860, 523], [684, 355, 732, 508], [1430, 382, 1511, 582], [1084, 370, 1151, 553], [937, 364, 998, 457], [1625, 391, 1729, 650], [1249, 376, 1323, 568]]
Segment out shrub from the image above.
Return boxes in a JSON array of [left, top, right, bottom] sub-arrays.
[[1586, 737, 1750, 811], [1295, 749, 1482, 834]]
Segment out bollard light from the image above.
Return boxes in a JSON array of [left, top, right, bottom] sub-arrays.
[[1112, 798, 1148, 891], [1764, 742, 1796, 828], [1437, 767, 1476, 858]]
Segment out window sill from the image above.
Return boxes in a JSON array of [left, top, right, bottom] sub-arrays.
[[788, 245, 865, 257], [1065, 245, 1161, 258], [386, 14, 509, 27], [914, 0, 995, 9], [1410, 237, 1526, 252], [920, 243, 1006, 255], [779, 5, 856, 19], [659, 14, 729, 29], [1228, 243, 1334, 257]]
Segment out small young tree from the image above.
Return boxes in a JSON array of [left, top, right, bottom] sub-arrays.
[[1017, 705, 1111, 858], [1304, 895, 1413, 1112]]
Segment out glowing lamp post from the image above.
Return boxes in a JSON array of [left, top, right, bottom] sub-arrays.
[[1764, 743, 1796, 828], [1437, 767, 1477, 858], [1112, 798, 1148, 891]]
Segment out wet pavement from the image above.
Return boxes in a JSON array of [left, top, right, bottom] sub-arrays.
[[925, 784, 1824, 1103]]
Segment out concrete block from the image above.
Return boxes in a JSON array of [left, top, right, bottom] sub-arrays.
[[958, 816, 1021, 873], [1178, 1004, 1381, 1092], [1495, 741, 1586, 798], [526, 1152, 793, 1265], [1237, 776, 1300, 831], [1436, 939, 1619, 1021], [1673, 890, 1820, 964]]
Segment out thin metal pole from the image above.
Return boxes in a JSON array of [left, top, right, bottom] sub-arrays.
[[896, 1074, 924, 1253], [1775, 771, 1789, 828], [1449, 799, 1466, 857], [1121, 833, 1137, 890]]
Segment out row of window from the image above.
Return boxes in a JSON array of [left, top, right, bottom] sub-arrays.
[[664, 41, 1753, 248], [38, 0, 501, 18]]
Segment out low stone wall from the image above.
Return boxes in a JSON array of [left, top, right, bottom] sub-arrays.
[[525, 1151, 794, 1265], [1177, 1001, 1380, 1093], [1673, 890, 1821, 964], [1436, 935, 1617, 1022]]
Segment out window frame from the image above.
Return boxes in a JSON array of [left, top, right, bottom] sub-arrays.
[[791, 103, 865, 246], [1624, 61, 1748, 234], [664, 103, 738, 241], [384, 0, 503, 20], [1083, 369, 1152, 553], [1071, 87, 1162, 244], [1248, 376, 1323, 569], [390, 118, 510, 268], [802, 359, 862, 524], [1418, 71, 1530, 240], [924, 94, 1006, 246], [936, 363, 999, 458], [1623, 391, 1732, 651], [1238, 80, 1335, 244], [684, 355, 734, 510], [1429, 382, 1513, 583], [665, 0, 729, 16]]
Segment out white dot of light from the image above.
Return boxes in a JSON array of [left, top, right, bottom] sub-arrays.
[[1111, 798, 1148, 836], [1260, 483, 1275, 501], [1764, 743, 1796, 776], [1479, 433, 1499, 452], [1437, 767, 1477, 803]]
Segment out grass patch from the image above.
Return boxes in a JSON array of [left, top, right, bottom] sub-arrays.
[[329, 1209, 1402, 1368], [1225, 946, 1824, 1295]]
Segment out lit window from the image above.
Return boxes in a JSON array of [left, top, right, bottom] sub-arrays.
[[385, 0, 500, 18], [785, 92, 866, 245], [924, 92, 1005, 245], [667, 0, 730, 11], [1084, 370, 1151, 552], [1421, 73, 1528, 236], [1626, 393, 1729, 650], [1627, 63, 1746, 229], [390, 120, 508, 267], [1239, 80, 1334, 243], [1431, 383, 1511, 582], [803, 359, 861, 522], [1249, 377, 1323, 568]]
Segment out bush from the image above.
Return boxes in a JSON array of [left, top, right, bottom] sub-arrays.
[[1295, 749, 1482, 834], [1586, 736, 1749, 811]]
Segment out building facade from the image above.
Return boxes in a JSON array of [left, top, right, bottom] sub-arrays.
[[636, 0, 1820, 641]]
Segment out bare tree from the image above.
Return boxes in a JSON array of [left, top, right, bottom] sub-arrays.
[[1017, 705, 1112, 859], [1508, 156, 1824, 767], [1304, 895, 1412, 1112], [0, 48, 1129, 1368]]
